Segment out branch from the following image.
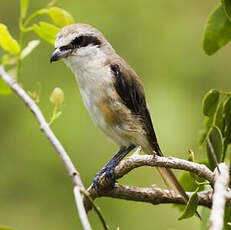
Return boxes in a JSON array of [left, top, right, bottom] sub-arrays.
[[0, 66, 92, 230], [84, 149, 214, 211], [209, 163, 230, 230], [115, 154, 215, 184], [96, 184, 213, 207], [74, 187, 92, 230]]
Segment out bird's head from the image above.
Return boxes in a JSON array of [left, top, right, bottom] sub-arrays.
[[50, 23, 113, 65]]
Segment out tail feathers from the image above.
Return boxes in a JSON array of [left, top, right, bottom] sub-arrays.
[[149, 138, 201, 218], [156, 167, 201, 220], [156, 167, 188, 202], [153, 145, 188, 201], [154, 146, 190, 202]]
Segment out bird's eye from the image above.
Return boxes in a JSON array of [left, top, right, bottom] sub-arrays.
[[72, 36, 84, 48], [71, 35, 101, 48], [60, 36, 101, 51], [60, 44, 72, 51]]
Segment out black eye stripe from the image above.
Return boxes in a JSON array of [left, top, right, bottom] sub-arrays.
[[73, 35, 101, 48], [60, 44, 72, 51], [60, 35, 101, 51]]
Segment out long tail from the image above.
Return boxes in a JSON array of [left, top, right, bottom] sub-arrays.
[[153, 143, 201, 219], [156, 167, 188, 202], [143, 109, 200, 218], [153, 144, 188, 202]]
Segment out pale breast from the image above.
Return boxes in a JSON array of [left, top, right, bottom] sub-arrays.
[[72, 64, 131, 147], [66, 53, 141, 147]]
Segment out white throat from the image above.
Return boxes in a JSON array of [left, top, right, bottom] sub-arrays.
[[64, 45, 113, 122], [64, 46, 108, 88]]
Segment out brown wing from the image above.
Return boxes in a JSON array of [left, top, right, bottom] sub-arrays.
[[110, 61, 196, 212], [110, 62, 162, 156]]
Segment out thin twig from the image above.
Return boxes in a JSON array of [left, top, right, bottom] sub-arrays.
[[0, 66, 92, 230], [74, 187, 92, 230], [81, 190, 109, 230], [208, 163, 229, 230]]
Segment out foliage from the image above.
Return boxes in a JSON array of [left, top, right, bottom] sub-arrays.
[[1, 0, 231, 229], [178, 187, 199, 220], [203, 1, 231, 55], [0, 1, 73, 123], [175, 1, 231, 225], [179, 87, 231, 226], [0, 0, 74, 92], [200, 90, 231, 166]]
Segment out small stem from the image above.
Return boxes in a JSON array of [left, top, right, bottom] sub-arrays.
[[24, 9, 48, 28], [49, 104, 58, 125], [16, 8, 49, 79], [22, 27, 34, 33], [16, 17, 25, 80], [81, 190, 109, 230], [219, 91, 231, 96]]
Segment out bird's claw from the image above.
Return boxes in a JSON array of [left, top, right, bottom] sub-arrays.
[[93, 164, 116, 194]]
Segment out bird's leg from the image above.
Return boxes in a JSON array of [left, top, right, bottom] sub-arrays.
[[93, 144, 136, 193]]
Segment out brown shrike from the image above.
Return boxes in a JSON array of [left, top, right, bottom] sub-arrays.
[[50, 23, 188, 202]]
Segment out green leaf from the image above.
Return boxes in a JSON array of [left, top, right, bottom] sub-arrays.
[[33, 22, 59, 45], [0, 78, 12, 95], [202, 89, 220, 116], [199, 116, 214, 145], [207, 126, 223, 170], [200, 207, 210, 230], [215, 101, 225, 134], [180, 171, 205, 190], [223, 0, 231, 21], [21, 40, 40, 59], [224, 96, 231, 152], [224, 96, 231, 125], [178, 187, 199, 220], [179, 172, 198, 192], [48, 7, 74, 27], [173, 170, 205, 211], [0, 24, 20, 55], [173, 171, 198, 211], [203, 4, 231, 55], [21, 0, 29, 19]]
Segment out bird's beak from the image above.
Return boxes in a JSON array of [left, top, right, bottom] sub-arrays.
[[50, 48, 72, 63]]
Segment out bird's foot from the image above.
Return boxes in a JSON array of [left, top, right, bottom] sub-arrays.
[[92, 145, 136, 194], [93, 161, 117, 194]]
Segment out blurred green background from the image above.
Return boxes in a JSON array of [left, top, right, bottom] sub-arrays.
[[0, 0, 230, 229]]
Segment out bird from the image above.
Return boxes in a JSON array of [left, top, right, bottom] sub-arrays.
[[50, 23, 189, 202]]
